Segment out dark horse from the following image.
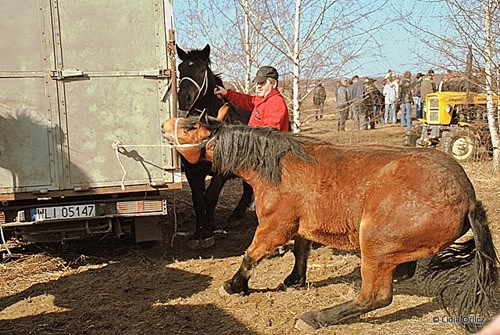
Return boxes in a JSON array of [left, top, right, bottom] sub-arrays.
[[175, 44, 253, 249], [162, 115, 498, 332]]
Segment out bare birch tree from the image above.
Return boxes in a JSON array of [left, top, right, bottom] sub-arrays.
[[482, 0, 500, 172], [246, 0, 386, 132], [176, 0, 385, 132], [175, 0, 265, 93]]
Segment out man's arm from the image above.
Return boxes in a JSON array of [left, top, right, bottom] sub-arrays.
[[214, 86, 255, 112], [226, 90, 256, 112]]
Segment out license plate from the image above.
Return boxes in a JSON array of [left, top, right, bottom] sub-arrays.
[[31, 204, 96, 221]]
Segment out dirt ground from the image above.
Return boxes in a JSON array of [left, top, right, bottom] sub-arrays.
[[1, 106, 500, 335]]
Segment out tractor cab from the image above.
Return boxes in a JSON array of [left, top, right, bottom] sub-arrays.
[[405, 91, 498, 161]]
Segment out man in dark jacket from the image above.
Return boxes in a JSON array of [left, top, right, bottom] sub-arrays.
[[399, 71, 413, 128], [348, 75, 366, 130], [312, 82, 327, 120], [412, 73, 424, 119], [363, 78, 383, 129], [420, 69, 436, 118], [336, 78, 350, 131]]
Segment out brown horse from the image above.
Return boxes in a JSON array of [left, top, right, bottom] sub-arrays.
[[161, 114, 498, 332]]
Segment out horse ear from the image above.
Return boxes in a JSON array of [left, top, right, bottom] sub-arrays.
[[201, 44, 211, 59], [216, 103, 230, 121], [176, 45, 188, 61]]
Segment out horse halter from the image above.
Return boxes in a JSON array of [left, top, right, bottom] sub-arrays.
[[178, 69, 208, 116], [168, 118, 216, 150]]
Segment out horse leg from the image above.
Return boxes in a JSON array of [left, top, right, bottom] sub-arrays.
[[282, 237, 312, 289], [202, 175, 229, 247], [295, 217, 412, 330], [184, 168, 209, 250], [296, 259, 396, 330], [219, 251, 254, 296], [393, 261, 417, 283], [220, 212, 295, 296], [227, 181, 253, 224]]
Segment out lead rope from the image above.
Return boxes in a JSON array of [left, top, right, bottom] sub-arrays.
[[112, 135, 213, 190], [111, 141, 181, 248], [171, 191, 177, 248], [0, 224, 12, 258], [112, 131, 214, 247]]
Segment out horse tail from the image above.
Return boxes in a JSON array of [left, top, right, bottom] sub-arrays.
[[423, 200, 498, 332]]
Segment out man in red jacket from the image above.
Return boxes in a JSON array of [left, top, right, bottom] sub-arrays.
[[214, 66, 290, 132]]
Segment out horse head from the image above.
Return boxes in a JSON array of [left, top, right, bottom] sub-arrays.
[[176, 44, 223, 117], [161, 105, 228, 164]]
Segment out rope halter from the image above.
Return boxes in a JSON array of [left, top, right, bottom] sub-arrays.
[[178, 69, 208, 115]]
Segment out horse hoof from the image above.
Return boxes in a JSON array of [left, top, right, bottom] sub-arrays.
[[295, 311, 325, 331], [187, 239, 201, 250], [200, 236, 215, 248], [218, 284, 231, 297], [219, 281, 248, 296], [295, 317, 321, 331], [283, 276, 306, 290], [224, 220, 241, 228], [188, 236, 214, 250], [224, 216, 243, 228]]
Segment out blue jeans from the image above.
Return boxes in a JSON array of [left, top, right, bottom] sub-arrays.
[[413, 97, 422, 119], [401, 102, 412, 128], [384, 103, 396, 124]]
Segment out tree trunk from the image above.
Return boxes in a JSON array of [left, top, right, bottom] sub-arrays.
[[483, 0, 499, 173], [243, 0, 252, 94], [291, 0, 302, 133]]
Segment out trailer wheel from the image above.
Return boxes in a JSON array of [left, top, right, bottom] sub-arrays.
[[441, 129, 476, 161]]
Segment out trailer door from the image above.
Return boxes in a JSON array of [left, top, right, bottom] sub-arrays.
[[0, 0, 177, 196], [0, 1, 58, 194], [53, 0, 175, 189]]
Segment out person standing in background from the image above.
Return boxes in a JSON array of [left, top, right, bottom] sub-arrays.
[[420, 69, 436, 118], [336, 78, 350, 131], [348, 75, 367, 130], [399, 71, 413, 128], [312, 82, 327, 120], [383, 77, 397, 125], [412, 73, 424, 119]]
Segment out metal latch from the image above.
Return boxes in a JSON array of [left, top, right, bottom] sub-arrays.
[[140, 68, 171, 78], [50, 69, 84, 80]]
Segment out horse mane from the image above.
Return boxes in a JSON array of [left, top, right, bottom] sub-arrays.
[[212, 125, 314, 185], [213, 72, 224, 87]]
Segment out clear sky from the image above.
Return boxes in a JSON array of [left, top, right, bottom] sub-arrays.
[[342, 1, 444, 77], [173, 0, 446, 78]]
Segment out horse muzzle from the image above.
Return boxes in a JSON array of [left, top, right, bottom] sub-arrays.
[[160, 119, 176, 142]]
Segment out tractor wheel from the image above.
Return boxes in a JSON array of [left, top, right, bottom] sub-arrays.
[[441, 129, 476, 161]]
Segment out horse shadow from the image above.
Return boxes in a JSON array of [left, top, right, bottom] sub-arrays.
[[0, 103, 90, 197], [0, 255, 257, 335]]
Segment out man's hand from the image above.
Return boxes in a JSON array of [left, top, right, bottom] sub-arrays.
[[214, 86, 227, 99]]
